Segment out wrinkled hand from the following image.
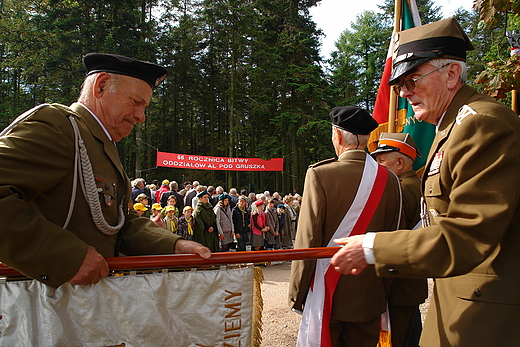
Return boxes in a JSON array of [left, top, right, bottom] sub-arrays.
[[208, 227, 214, 233], [174, 239, 212, 259], [219, 233, 225, 241], [330, 235, 367, 275], [69, 246, 109, 285]]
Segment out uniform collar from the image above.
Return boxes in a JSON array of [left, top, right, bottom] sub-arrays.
[[436, 85, 476, 137], [76, 102, 113, 142], [338, 149, 366, 161]]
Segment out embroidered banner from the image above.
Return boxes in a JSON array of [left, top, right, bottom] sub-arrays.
[[0, 266, 263, 347], [156, 151, 284, 171]]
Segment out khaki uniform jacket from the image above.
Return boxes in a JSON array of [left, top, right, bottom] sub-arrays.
[[373, 85, 520, 346], [289, 150, 402, 322], [388, 170, 428, 307], [0, 103, 181, 288]]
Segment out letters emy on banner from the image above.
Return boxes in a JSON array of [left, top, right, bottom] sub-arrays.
[[157, 151, 284, 171]]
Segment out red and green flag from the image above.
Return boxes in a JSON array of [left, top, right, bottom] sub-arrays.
[[370, 0, 436, 174]]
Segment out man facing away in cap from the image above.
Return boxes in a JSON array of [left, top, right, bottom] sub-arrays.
[[331, 18, 520, 346], [0, 53, 210, 289], [371, 133, 427, 347], [289, 106, 403, 347]]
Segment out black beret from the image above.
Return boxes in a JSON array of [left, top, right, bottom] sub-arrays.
[[84, 53, 167, 90], [329, 106, 378, 135], [389, 18, 474, 85]]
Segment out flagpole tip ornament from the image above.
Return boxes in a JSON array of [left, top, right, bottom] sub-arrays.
[[370, 132, 422, 161], [84, 53, 167, 90], [389, 17, 474, 86], [329, 106, 378, 135]]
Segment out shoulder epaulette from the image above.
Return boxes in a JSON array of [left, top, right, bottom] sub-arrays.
[[309, 158, 336, 168], [456, 105, 477, 125]]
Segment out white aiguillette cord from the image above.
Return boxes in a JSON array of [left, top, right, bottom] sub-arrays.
[[0, 104, 125, 234], [68, 116, 125, 235]]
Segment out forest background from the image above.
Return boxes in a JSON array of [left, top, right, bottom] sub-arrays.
[[0, 0, 518, 194]]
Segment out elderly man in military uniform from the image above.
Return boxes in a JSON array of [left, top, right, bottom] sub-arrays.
[[0, 53, 211, 289], [371, 133, 427, 347], [289, 106, 403, 347], [331, 18, 520, 347]]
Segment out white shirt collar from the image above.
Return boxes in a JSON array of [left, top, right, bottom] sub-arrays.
[[77, 102, 113, 142], [436, 111, 447, 133]]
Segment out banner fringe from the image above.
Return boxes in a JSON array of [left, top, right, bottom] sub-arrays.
[[252, 266, 264, 347]]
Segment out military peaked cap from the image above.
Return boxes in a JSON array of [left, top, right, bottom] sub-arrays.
[[370, 132, 422, 161], [84, 53, 167, 90], [389, 17, 474, 85], [330, 106, 378, 135]]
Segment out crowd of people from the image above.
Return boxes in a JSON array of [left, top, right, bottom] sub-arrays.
[[130, 179, 302, 252]]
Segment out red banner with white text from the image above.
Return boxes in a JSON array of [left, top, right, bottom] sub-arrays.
[[156, 151, 284, 171]]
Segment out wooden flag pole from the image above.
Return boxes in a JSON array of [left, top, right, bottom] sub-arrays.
[[388, 0, 402, 133], [0, 247, 341, 277]]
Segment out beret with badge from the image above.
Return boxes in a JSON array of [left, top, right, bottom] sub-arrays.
[[389, 17, 474, 85], [329, 106, 378, 135], [370, 132, 422, 161], [84, 53, 167, 90]]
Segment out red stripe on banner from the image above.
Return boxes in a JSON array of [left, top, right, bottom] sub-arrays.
[[156, 151, 284, 171], [320, 165, 389, 346]]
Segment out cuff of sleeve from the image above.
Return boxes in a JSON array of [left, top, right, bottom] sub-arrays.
[[362, 232, 377, 264]]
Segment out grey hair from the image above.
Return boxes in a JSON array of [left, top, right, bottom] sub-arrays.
[[428, 58, 467, 84], [335, 126, 369, 149], [386, 151, 414, 167], [78, 72, 122, 103]]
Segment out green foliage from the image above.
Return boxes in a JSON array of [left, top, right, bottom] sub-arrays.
[[2, 0, 517, 194], [473, 0, 520, 100], [328, 10, 391, 110], [0, 0, 327, 194]]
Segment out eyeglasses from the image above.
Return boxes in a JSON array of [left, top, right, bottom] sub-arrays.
[[392, 63, 451, 95]]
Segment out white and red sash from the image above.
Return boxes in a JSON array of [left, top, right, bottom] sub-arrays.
[[297, 154, 388, 347]]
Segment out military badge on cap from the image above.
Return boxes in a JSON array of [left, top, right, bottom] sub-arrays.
[[389, 18, 474, 86]]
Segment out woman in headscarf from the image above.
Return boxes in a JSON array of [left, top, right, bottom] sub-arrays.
[[193, 190, 219, 252]]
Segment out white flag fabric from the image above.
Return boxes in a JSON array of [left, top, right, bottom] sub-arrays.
[[0, 266, 262, 347]]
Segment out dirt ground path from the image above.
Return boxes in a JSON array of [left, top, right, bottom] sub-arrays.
[[258, 262, 433, 346], [259, 262, 299, 346]]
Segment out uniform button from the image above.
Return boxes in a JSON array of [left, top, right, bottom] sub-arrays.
[[474, 290, 482, 297], [429, 188, 433, 194], [41, 275, 49, 281], [388, 268, 398, 274]]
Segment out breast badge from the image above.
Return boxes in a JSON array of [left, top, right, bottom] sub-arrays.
[[428, 151, 444, 176]]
